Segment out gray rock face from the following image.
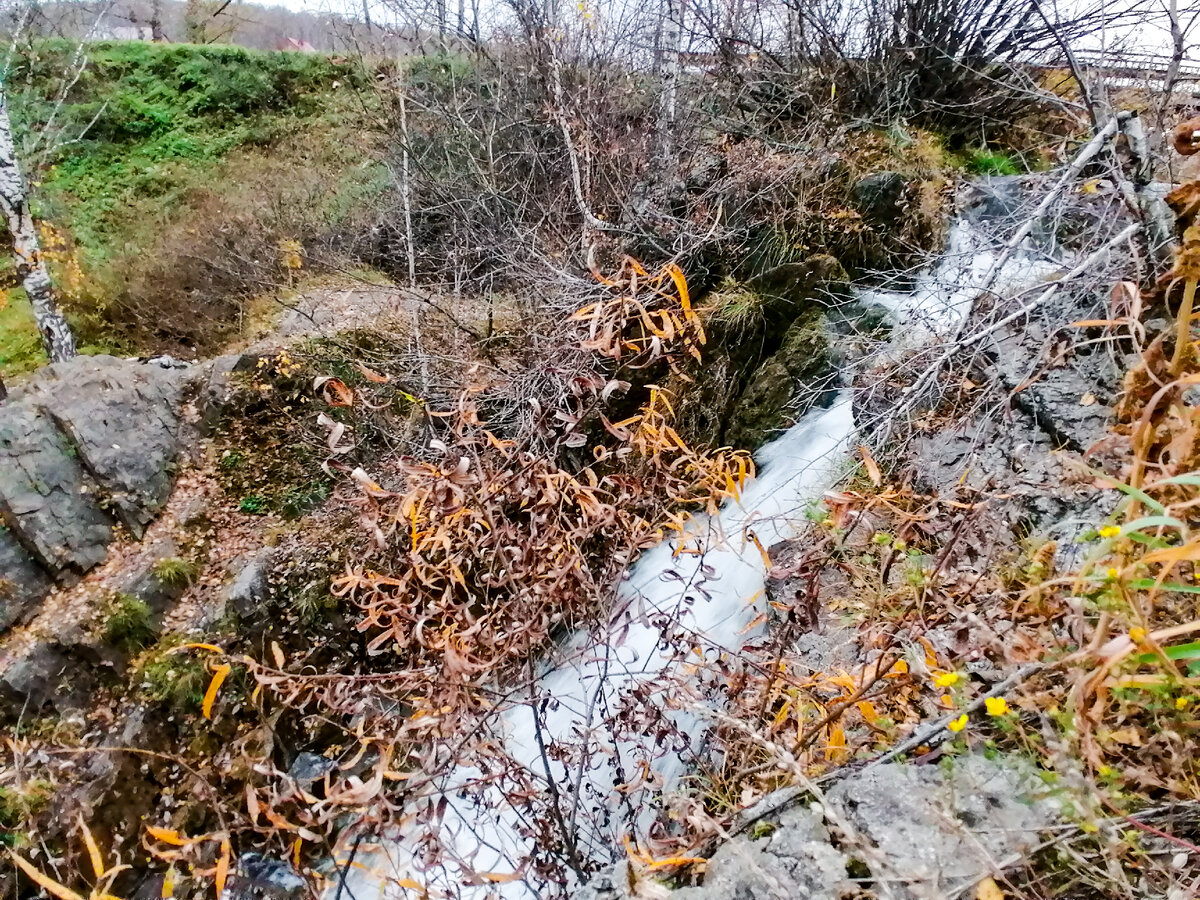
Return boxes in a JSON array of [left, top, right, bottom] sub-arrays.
[[223, 548, 276, 620], [578, 756, 1055, 900], [827, 755, 1055, 899], [0, 355, 188, 633], [852, 172, 911, 225], [0, 398, 115, 575], [0, 525, 51, 631], [26, 356, 186, 536]]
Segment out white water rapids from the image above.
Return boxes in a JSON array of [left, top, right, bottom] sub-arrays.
[[331, 179, 1064, 900]]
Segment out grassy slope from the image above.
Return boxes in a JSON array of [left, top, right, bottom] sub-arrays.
[[1, 40, 385, 376]]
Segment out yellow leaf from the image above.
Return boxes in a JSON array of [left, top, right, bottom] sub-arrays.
[[270, 641, 285, 669], [10, 854, 87, 900], [977, 876, 1005, 900], [215, 838, 231, 899], [202, 664, 232, 719], [78, 814, 105, 880], [396, 878, 424, 891], [170, 642, 224, 655], [162, 867, 176, 899]]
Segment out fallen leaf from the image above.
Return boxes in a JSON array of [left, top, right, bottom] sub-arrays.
[[977, 876, 1005, 900], [1080, 393, 1096, 407]]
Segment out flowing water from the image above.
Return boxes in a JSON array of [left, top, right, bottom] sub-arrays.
[[333, 178, 1064, 900]]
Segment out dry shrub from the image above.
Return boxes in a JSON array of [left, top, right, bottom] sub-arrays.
[[329, 262, 753, 713]]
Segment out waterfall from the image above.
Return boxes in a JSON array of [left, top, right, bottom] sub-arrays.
[[328, 177, 1063, 900]]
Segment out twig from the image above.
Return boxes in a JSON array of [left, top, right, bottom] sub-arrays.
[[866, 661, 1046, 768]]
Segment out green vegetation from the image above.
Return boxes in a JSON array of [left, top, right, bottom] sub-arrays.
[[136, 639, 210, 712], [0, 780, 52, 847], [102, 592, 156, 651], [965, 147, 1021, 176], [1, 40, 387, 374], [152, 556, 198, 587], [0, 291, 46, 376]]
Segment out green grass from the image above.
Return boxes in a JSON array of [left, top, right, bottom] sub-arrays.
[[3, 40, 386, 361], [0, 291, 47, 378], [102, 592, 157, 651], [966, 148, 1021, 176]]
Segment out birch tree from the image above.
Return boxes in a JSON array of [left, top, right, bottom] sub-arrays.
[[0, 85, 76, 362]]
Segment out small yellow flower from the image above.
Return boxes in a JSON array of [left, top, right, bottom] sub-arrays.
[[985, 696, 1009, 716], [1098, 765, 1115, 778], [1106, 567, 1120, 580], [1129, 627, 1147, 643], [1177, 696, 1190, 710], [1098, 525, 1121, 538], [947, 714, 968, 733], [934, 671, 960, 688]]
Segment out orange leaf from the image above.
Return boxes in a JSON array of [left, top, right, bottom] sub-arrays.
[[202, 664, 232, 719], [858, 444, 881, 486], [78, 814, 105, 880], [145, 826, 189, 846], [215, 838, 231, 899]]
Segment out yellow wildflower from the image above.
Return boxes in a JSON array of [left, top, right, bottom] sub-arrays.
[[1106, 567, 1120, 580], [1098, 525, 1121, 538], [1177, 696, 1190, 710], [947, 714, 968, 733], [933, 671, 961, 688], [1129, 627, 1147, 643], [985, 696, 1009, 716]]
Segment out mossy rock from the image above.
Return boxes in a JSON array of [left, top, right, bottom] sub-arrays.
[[725, 310, 833, 450]]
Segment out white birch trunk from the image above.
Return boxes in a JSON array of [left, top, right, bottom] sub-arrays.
[[0, 88, 76, 362], [656, 0, 682, 169]]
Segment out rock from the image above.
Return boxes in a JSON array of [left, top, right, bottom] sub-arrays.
[[826, 755, 1057, 899], [577, 755, 1055, 900], [852, 172, 911, 226], [672, 806, 850, 900], [288, 752, 337, 786], [222, 854, 306, 900], [725, 310, 834, 449], [0, 356, 188, 599], [747, 254, 850, 322], [118, 542, 189, 619], [31, 356, 186, 536], [0, 640, 73, 715], [0, 524, 51, 632], [224, 549, 276, 620], [0, 397, 115, 576]]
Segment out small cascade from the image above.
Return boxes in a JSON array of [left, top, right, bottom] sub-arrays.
[[335, 178, 1065, 900]]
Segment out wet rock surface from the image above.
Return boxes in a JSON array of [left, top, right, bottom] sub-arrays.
[[579, 755, 1056, 900]]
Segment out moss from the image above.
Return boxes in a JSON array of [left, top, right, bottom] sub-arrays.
[[0, 779, 52, 847], [102, 592, 156, 651], [724, 310, 833, 450], [965, 148, 1021, 176], [136, 640, 210, 712]]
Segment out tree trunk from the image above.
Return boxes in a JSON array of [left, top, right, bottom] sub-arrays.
[[0, 89, 76, 362], [656, 0, 682, 170]]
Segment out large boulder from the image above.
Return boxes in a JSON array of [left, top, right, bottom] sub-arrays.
[[0, 356, 189, 632], [24, 356, 187, 536]]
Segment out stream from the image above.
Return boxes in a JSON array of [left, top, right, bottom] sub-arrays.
[[334, 177, 1063, 900]]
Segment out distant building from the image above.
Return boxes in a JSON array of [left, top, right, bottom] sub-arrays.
[[280, 37, 316, 52]]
